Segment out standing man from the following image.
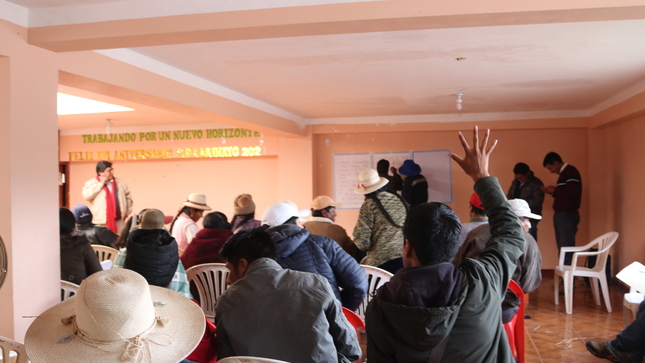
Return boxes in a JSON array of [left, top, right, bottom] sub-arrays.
[[399, 159, 429, 208], [376, 159, 402, 194], [303, 195, 362, 262], [543, 152, 582, 265], [507, 162, 545, 241], [82, 160, 133, 234]]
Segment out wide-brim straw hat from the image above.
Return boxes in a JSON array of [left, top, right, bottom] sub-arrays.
[[182, 193, 212, 211], [25, 269, 205, 363], [354, 168, 389, 195]]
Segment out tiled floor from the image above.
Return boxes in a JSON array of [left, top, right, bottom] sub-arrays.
[[358, 270, 629, 362], [524, 270, 627, 363]]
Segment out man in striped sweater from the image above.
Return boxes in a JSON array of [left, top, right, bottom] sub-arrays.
[[543, 152, 582, 265]]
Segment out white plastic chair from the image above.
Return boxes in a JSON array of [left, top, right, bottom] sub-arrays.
[[357, 265, 393, 320], [61, 280, 79, 301], [554, 231, 619, 314], [218, 357, 291, 363], [623, 287, 644, 327], [186, 263, 229, 321], [91, 244, 119, 263], [0, 336, 29, 363]]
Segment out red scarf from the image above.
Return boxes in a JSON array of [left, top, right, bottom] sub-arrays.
[[99, 176, 119, 233]]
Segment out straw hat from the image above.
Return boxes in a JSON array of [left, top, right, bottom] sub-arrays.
[[262, 201, 310, 227], [182, 193, 212, 211], [311, 195, 342, 210], [354, 168, 389, 195], [234, 194, 256, 215], [134, 209, 166, 230], [25, 269, 205, 363]]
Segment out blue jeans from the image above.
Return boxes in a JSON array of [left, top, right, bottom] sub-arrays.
[[611, 300, 645, 363]]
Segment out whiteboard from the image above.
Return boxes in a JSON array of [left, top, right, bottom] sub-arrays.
[[333, 154, 371, 209], [412, 150, 453, 203], [372, 152, 411, 175]]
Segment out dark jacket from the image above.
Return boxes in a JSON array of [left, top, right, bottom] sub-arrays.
[[180, 228, 233, 270], [76, 223, 118, 247], [402, 174, 428, 208], [60, 234, 102, 285], [506, 171, 544, 215], [365, 177, 525, 363], [125, 229, 179, 287], [269, 224, 368, 311]]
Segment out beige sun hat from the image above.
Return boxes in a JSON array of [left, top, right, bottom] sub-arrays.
[[311, 195, 342, 210], [182, 193, 212, 211], [25, 269, 205, 363], [354, 168, 389, 195], [234, 193, 256, 215]]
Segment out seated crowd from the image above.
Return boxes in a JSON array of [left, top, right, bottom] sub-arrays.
[[40, 128, 549, 363]]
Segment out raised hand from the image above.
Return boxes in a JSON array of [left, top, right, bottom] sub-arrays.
[[449, 126, 498, 182]]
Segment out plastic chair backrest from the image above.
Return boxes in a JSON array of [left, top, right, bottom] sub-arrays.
[[91, 244, 119, 263], [0, 336, 29, 363], [357, 265, 393, 320], [61, 280, 80, 301], [504, 280, 525, 363], [587, 232, 619, 273], [218, 356, 291, 363], [186, 263, 229, 321]]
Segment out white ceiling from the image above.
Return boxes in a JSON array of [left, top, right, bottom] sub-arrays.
[[3, 0, 645, 131]]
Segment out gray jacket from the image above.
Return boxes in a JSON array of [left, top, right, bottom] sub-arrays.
[[365, 177, 525, 363], [215, 258, 361, 362]]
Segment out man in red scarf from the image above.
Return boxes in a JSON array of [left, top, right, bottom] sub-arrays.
[[82, 160, 133, 233]]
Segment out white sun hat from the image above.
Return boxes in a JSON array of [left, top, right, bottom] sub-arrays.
[[25, 269, 205, 363], [354, 168, 389, 195]]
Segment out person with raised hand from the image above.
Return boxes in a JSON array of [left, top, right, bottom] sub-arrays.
[[365, 127, 525, 363]]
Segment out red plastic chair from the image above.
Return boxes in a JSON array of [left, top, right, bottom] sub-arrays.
[[504, 280, 525, 363], [342, 307, 365, 363]]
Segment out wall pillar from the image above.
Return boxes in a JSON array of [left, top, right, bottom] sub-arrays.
[[0, 22, 60, 340]]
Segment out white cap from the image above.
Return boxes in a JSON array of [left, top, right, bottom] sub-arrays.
[[508, 199, 542, 220], [262, 201, 310, 227]]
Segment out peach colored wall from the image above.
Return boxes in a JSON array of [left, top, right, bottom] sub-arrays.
[[0, 20, 60, 341], [588, 114, 645, 273], [313, 122, 590, 269], [64, 131, 313, 227]]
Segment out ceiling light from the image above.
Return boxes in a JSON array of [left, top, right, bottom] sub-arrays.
[[456, 93, 464, 111], [57, 93, 134, 115]]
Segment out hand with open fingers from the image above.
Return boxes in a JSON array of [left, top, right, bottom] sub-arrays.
[[449, 126, 498, 182]]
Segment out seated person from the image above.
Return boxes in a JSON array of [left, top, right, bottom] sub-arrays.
[[112, 209, 192, 299], [262, 201, 368, 311], [181, 211, 233, 270], [215, 228, 361, 362], [230, 194, 262, 232], [25, 269, 205, 363], [365, 127, 526, 362], [587, 300, 645, 363], [303, 195, 362, 261], [453, 198, 543, 323], [72, 204, 118, 247], [59, 207, 102, 285], [459, 192, 489, 243]]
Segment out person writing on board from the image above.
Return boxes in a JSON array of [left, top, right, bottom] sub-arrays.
[[399, 159, 429, 208]]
